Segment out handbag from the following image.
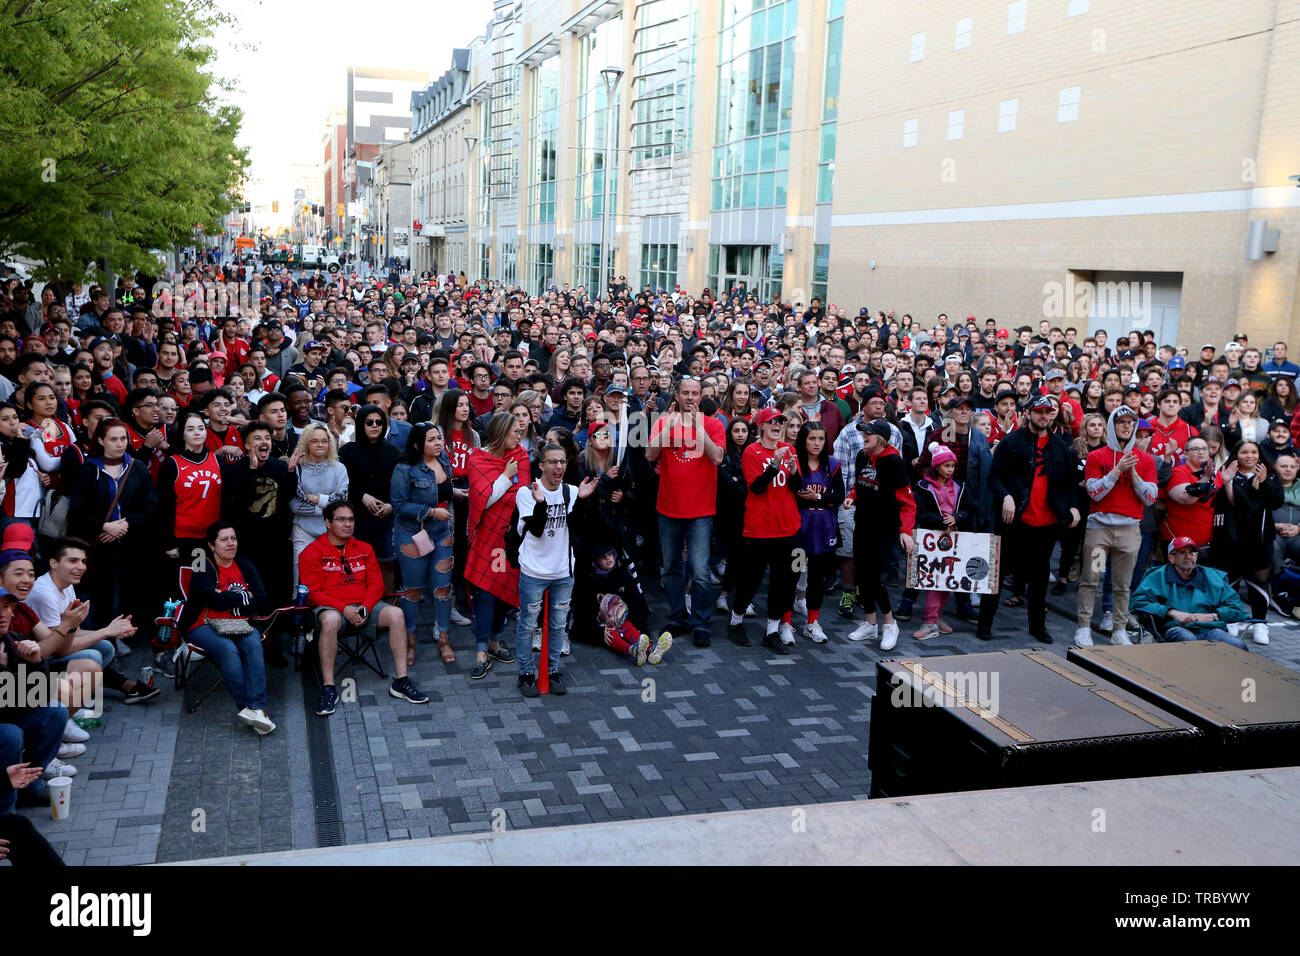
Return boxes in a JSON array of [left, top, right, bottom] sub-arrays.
[[37, 488, 70, 538], [102, 459, 132, 523], [207, 616, 255, 637]]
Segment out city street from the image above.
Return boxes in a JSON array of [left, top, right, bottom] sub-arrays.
[[17, 579, 1300, 865]]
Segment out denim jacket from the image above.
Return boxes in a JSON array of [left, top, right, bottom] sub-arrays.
[[391, 455, 453, 535]]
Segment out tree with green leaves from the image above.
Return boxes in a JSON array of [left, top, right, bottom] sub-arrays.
[[0, 0, 247, 285]]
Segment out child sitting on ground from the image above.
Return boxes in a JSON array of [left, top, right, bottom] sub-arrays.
[[572, 541, 672, 665]]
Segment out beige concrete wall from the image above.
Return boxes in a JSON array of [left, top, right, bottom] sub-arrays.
[[825, 0, 1300, 344]]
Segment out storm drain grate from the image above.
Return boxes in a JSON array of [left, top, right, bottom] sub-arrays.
[[301, 663, 344, 848]]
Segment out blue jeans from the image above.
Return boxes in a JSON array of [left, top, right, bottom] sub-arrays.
[[0, 705, 68, 812], [470, 585, 510, 654], [50, 639, 115, 670], [1161, 624, 1248, 650], [658, 514, 715, 639], [396, 519, 453, 634], [187, 625, 268, 710], [515, 572, 573, 677]]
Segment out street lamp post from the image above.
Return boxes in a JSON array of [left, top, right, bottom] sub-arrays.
[[408, 163, 419, 273], [598, 66, 623, 302], [465, 135, 478, 281]]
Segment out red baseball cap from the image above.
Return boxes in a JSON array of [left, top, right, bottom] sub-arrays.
[[996, 329, 1010, 339], [1167, 536, 1199, 555], [755, 407, 786, 425]]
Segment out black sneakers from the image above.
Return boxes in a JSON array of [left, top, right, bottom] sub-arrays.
[[470, 657, 492, 680], [548, 671, 567, 695], [518, 673, 539, 698], [123, 683, 162, 705], [390, 675, 430, 704], [488, 642, 515, 663], [316, 684, 338, 716], [894, 599, 913, 622], [764, 632, 789, 656], [728, 623, 752, 647], [1030, 630, 1055, 644]]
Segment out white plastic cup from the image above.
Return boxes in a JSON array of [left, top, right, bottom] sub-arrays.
[[48, 776, 72, 820]]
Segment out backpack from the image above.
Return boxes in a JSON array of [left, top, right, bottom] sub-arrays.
[[503, 483, 571, 568]]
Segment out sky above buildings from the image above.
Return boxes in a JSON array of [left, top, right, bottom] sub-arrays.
[[208, 0, 492, 210]]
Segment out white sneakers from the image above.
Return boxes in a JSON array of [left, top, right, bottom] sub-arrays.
[[1074, 627, 1094, 647], [1111, 629, 1132, 646], [561, 635, 571, 657], [114, 637, 132, 657], [238, 708, 276, 735], [1252, 623, 1270, 645], [57, 742, 86, 760], [715, 594, 730, 612], [802, 620, 828, 643], [63, 719, 90, 744], [793, 597, 808, 617], [848, 621, 877, 643], [778, 622, 796, 646], [43, 758, 77, 779], [880, 620, 900, 651], [1099, 611, 1114, 633], [449, 607, 471, 626]]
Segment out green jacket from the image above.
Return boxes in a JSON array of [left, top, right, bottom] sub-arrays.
[[1130, 563, 1250, 636]]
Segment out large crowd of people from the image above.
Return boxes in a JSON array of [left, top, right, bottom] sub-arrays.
[[0, 261, 1294, 859]]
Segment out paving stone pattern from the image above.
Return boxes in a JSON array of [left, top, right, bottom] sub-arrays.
[[12, 573, 1300, 864]]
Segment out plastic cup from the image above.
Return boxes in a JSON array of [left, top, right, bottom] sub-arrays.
[[48, 776, 72, 820]]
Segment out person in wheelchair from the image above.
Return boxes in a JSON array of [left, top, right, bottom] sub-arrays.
[[299, 501, 429, 717], [177, 522, 274, 734], [1130, 536, 1256, 649]]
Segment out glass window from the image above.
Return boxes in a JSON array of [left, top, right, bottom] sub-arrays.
[[811, 243, 829, 303], [528, 56, 560, 225], [1058, 86, 1081, 123], [998, 98, 1018, 132], [640, 242, 679, 292], [528, 243, 554, 297], [575, 17, 624, 223]]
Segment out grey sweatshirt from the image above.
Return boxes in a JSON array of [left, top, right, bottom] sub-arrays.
[[291, 459, 350, 538]]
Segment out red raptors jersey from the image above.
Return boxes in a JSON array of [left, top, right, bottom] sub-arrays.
[[126, 422, 168, 483], [448, 430, 472, 478], [205, 424, 244, 461], [172, 451, 222, 539]]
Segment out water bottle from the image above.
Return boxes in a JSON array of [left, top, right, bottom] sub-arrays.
[[157, 599, 180, 647]]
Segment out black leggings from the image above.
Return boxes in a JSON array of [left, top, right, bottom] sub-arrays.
[[733, 535, 799, 621], [0, 813, 65, 867], [803, 551, 838, 612], [853, 535, 894, 615]]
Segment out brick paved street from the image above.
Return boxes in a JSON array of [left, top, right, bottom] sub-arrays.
[[13, 574, 1300, 865]]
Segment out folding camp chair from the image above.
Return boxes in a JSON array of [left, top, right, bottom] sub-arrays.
[[155, 566, 298, 714], [304, 591, 406, 686]]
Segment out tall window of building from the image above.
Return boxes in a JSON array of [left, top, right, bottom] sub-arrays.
[[575, 16, 624, 223], [631, 0, 696, 164], [500, 241, 517, 287], [529, 243, 554, 296], [817, 1, 843, 204], [528, 56, 560, 225], [573, 243, 601, 292], [811, 244, 829, 303], [711, 0, 798, 212], [640, 243, 678, 292]]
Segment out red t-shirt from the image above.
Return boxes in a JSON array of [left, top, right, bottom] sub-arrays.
[[205, 424, 245, 461], [468, 392, 495, 417], [1021, 433, 1056, 527], [448, 430, 472, 479], [197, 562, 249, 628], [1164, 463, 1220, 546], [651, 413, 726, 519], [740, 442, 801, 539]]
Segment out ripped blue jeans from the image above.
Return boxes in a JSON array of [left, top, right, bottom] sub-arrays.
[[514, 572, 573, 677], [396, 518, 454, 635]]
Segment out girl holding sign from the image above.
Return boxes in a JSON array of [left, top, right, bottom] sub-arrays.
[[911, 444, 978, 640]]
